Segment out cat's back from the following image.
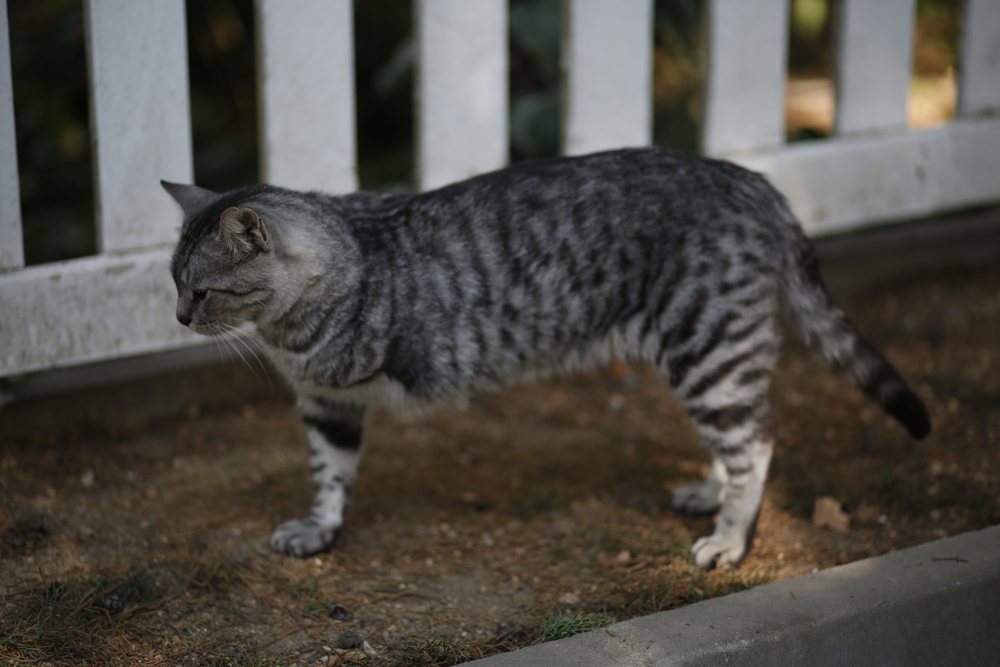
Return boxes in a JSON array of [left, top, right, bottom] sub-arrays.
[[396, 148, 782, 244]]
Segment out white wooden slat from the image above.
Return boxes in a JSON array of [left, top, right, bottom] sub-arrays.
[[833, 0, 915, 136], [0, 250, 202, 377], [702, 0, 788, 157], [415, 0, 508, 191], [256, 0, 357, 193], [957, 0, 1000, 117], [736, 116, 1000, 236], [84, 0, 192, 254], [0, 0, 23, 271], [561, 0, 653, 156]]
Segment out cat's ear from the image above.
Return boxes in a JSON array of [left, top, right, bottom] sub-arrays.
[[219, 207, 269, 260], [161, 181, 221, 218]]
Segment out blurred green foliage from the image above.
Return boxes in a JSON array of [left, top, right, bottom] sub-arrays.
[[10, 0, 94, 265]]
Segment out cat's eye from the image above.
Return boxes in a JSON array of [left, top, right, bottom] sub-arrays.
[[192, 289, 208, 300]]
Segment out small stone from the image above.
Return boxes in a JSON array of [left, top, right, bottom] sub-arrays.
[[223, 647, 247, 663], [101, 594, 123, 615], [615, 549, 632, 563], [812, 496, 850, 533], [328, 603, 353, 621], [558, 592, 580, 605], [336, 629, 364, 650]]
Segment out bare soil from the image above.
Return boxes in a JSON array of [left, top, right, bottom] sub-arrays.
[[2, 262, 998, 666]]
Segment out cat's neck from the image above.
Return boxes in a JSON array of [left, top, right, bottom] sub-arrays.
[[259, 245, 395, 389]]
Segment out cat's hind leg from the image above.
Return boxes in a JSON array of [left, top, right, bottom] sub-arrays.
[[271, 399, 366, 558], [662, 311, 779, 569]]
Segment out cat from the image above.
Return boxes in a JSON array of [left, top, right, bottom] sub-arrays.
[[164, 147, 930, 569]]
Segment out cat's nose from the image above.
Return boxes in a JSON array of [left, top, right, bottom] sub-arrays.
[[177, 311, 192, 326]]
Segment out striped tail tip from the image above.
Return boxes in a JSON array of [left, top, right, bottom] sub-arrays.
[[885, 391, 931, 440]]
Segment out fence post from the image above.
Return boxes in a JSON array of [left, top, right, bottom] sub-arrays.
[[415, 0, 508, 191], [84, 0, 193, 253], [561, 0, 653, 156], [0, 0, 23, 271], [256, 0, 357, 193]]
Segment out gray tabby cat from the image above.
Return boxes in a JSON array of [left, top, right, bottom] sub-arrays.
[[165, 148, 930, 569]]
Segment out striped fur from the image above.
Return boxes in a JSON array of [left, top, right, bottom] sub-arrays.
[[166, 148, 930, 567]]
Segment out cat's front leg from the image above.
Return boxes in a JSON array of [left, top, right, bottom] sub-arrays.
[[271, 399, 366, 558], [672, 456, 728, 515]]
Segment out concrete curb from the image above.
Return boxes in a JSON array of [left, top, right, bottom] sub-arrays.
[[466, 525, 1000, 667]]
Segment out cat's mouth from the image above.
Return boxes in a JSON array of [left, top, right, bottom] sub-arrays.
[[184, 319, 228, 337]]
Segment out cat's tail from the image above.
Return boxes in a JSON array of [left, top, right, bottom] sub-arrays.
[[779, 227, 931, 440]]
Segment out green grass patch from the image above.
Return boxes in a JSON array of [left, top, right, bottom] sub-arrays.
[[531, 612, 615, 644], [398, 635, 477, 666]]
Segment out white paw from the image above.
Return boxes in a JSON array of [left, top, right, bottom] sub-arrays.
[[691, 534, 747, 569], [270, 518, 341, 558], [672, 480, 725, 515]]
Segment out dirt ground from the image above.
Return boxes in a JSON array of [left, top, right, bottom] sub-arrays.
[[2, 261, 999, 666]]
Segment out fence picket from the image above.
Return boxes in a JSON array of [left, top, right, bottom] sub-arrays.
[[957, 0, 1000, 117], [0, 0, 23, 271], [415, 0, 508, 191], [833, 0, 915, 135], [561, 0, 652, 155], [701, 0, 788, 156], [84, 0, 193, 253], [256, 0, 357, 193]]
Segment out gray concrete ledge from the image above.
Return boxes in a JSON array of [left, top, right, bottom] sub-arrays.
[[468, 525, 1000, 667]]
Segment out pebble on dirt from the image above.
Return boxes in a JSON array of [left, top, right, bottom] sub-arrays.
[[336, 629, 364, 649], [101, 594, 123, 615], [328, 603, 353, 621]]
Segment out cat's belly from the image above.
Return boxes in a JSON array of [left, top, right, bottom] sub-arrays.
[[267, 345, 423, 409], [291, 374, 424, 410]]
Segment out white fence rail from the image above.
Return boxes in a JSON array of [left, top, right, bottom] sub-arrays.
[[1, 0, 999, 380]]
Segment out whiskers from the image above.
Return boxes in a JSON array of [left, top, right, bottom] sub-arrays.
[[217, 322, 275, 390]]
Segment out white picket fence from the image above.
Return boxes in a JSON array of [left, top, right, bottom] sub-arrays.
[[1, 0, 999, 381]]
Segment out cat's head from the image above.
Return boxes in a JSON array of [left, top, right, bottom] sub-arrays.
[[163, 181, 335, 337]]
